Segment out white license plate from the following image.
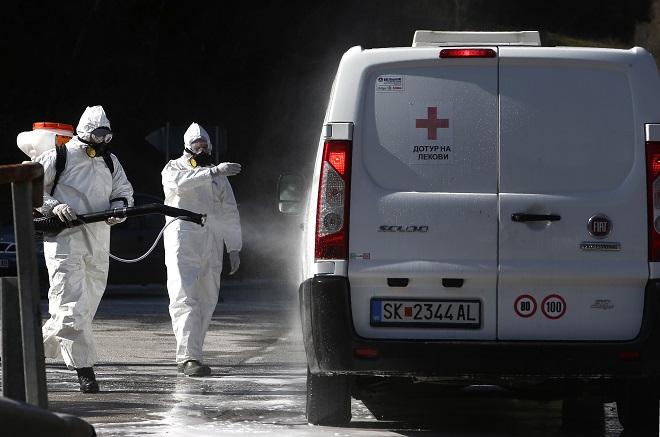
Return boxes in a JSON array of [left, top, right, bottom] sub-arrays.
[[0, 259, 7, 268], [370, 298, 481, 328]]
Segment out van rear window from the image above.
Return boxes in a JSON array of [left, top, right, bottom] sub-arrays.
[[500, 64, 634, 193], [364, 64, 499, 193]]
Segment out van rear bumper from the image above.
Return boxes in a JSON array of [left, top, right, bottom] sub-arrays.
[[299, 276, 660, 379]]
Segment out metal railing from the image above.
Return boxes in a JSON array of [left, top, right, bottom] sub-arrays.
[[0, 162, 47, 408]]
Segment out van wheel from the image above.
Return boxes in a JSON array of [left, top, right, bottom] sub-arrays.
[[615, 380, 658, 432], [561, 397, 604, 434], [306, 367, 351, 426]]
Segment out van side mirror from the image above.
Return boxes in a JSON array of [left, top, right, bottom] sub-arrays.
[[277, 173, 305, 215]]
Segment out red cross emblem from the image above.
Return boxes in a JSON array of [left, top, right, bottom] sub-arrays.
[[416, 107, 449, 140]]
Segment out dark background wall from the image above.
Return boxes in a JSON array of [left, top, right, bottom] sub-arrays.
[[1, 0, 656, 279]]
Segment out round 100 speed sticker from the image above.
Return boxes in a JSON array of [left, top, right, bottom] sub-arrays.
[[541, 294, 566, 319]]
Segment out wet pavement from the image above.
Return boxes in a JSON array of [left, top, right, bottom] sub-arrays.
[[43, 280, 314, 436], [0, 280, 638, 436]]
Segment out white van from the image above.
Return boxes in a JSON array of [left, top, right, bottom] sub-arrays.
[[278, 30, 660, 432]]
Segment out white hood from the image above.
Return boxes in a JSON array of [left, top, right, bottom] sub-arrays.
[[183, 122, 212, 154], [76, 105, 111, 142]]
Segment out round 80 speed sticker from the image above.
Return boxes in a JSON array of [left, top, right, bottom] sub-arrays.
[[514, 295, 537, 318]]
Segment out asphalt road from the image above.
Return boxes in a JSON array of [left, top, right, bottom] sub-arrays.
[[0, 279, 640, 436]]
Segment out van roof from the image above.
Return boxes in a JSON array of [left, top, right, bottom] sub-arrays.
[[412, 30, 542, 47]]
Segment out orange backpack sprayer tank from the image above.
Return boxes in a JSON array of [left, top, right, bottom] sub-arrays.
[[16, 122, 74, 160]]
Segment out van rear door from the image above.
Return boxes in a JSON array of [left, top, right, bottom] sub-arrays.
[[348, 50, 499, 340], [497, 47, 648, 340]]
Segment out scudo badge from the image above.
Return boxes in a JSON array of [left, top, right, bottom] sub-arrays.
[[587, 214, 612, 239], [378, 225, 429, 232]]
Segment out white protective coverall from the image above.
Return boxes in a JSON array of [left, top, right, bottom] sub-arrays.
[[38, 105, 134, 370], [162, 122, 242, 365]]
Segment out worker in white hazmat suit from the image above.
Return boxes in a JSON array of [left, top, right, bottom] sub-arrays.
[[162, 122, 242, 377], [37, 105, 134, 393]]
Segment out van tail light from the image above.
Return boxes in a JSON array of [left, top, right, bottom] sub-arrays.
[[315, 140, 352, 260], [646, 141, 660, 261]]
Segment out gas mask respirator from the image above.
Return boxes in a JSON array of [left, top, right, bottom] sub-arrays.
[[186, 149, 214, 167], [83, 128, 113, 158], [85, 142, 112, 158]]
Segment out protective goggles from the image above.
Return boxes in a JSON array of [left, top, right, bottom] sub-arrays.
[[189, 140, 209, 153], [91, 132, 113, 143]]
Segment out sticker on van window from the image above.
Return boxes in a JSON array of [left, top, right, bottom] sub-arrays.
[[376, 75, 404, 92], [410, 103, 454, 164]]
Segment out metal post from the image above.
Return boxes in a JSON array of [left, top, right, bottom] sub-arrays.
[[1, 277, 25, 401], [11, 179, 48, 408], [0, 162, 47, 408]]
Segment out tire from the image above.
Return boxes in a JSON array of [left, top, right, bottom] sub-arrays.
[[306, 367, 351, 426], [615, 380, 659, 433]]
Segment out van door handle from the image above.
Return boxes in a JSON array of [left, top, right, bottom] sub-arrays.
[[511, 213, 561, 222]]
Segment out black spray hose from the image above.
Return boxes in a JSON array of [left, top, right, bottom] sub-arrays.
[[34, 203, 206, 237]]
